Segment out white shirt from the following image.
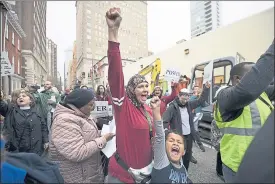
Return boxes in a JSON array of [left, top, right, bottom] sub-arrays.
[[179, 107, 190, 135]]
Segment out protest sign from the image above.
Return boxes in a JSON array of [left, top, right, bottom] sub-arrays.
[[164, 68, 181, 82], [203, 60, 213, 84], [101, 118, 116, 158], [91, 101, 112, 118]]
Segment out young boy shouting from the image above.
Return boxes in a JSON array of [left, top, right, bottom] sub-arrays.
[[150, 96, 192, 183]]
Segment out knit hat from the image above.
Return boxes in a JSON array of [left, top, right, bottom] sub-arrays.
[[126, 74, 148, 107], [65, 89, 95, 108]]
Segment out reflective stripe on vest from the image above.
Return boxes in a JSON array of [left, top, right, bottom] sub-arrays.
[[215, 92, 274, 172], [219, 101, 261, 136]]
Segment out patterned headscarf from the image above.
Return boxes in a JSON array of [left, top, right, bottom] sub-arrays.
[[126, 74, 148, 107]]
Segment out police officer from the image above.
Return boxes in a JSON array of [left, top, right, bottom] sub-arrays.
[[214, 40, 274, 183]]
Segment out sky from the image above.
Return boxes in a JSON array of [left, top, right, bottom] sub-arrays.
[[46, 1, 274, 79]]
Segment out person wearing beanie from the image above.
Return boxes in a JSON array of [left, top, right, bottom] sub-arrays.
[[64, 89, 95, 110], [49, 88, 115, 183]]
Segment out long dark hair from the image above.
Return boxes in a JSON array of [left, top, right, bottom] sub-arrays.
[[96, 85, 106, 96]]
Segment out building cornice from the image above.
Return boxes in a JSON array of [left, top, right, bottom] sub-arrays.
[[4, 2, 26, 38], [0, 1, 10, 11]]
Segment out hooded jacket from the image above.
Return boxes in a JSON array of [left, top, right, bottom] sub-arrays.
[[163, 86, 209, 136]]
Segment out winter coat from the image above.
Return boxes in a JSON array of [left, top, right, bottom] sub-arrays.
[[0, 100, 48, 156], [4, 152, 64, 183], [163, 86, 209, 137], [49, 103, 106, 183]]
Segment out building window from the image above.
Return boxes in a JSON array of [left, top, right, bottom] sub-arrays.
[[17, 58, 20, 74], [12, 32, 15, 45], [12, 56, 14, 66], [18, 39, 20, 50], [5, 25, 8, 39]]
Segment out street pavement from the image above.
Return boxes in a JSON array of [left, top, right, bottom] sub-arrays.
[[188, 143, 224, 183]]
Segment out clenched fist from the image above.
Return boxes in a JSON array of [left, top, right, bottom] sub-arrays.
[[106, 7, 122, 30], [150, 96, 161, 110]]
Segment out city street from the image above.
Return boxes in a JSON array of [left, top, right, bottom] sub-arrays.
[[189, 144, 224, 183]]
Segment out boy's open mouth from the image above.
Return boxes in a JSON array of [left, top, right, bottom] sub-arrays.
[[171, 146, 180, 156], [19, 99, 24, 103]]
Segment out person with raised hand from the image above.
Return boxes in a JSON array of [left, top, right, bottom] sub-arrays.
[[106, 7, 154, 183], [150, 96, 192, 183]]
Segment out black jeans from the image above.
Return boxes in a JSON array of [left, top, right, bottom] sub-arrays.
[[216, 151, 223, 175], [182, 134, 193, 170], [193, 131, 203, 145]]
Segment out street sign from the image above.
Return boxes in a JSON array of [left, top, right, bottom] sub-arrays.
[[1, 51, 14, 76]]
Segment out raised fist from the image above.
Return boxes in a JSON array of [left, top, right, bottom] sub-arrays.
[[150, 96, 161, 110], [106, 7, 122, 30]]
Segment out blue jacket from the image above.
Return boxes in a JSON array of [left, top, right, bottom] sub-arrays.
[[1, 162, 27, 183]]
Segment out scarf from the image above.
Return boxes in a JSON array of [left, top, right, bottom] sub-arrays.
[[126, 74, 148, 107]]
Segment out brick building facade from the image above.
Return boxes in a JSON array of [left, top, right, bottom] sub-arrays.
[[1, 2, 26, 95]]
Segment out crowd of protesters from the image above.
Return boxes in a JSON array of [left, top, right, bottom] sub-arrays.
[[1, 7, 274, 184]]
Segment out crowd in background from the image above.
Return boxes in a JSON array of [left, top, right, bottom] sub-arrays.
[[1, 7, 274, 184]]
